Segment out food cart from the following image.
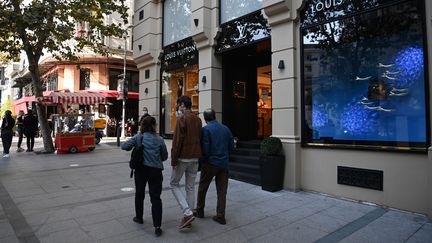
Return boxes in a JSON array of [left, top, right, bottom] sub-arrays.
[[38, 90, 107, 154], [53, 114, 96, 153]]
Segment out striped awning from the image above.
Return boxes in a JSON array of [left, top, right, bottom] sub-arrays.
[[47, 92, 106, 105]]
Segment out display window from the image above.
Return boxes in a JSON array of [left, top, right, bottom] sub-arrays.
[[220, 0, 263, 24], [163, 0, 192, 46], [301, 0, 429, 150], [161, 64, 199, 135]]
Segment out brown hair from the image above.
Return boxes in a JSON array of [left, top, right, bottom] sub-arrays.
[[140, 116, 156, 133]]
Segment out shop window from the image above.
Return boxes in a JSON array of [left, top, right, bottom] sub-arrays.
[[163, 0, 192, 46], [161, 64, 199, 135], [301, 0, 428, 150], [220, 0, 263, 24]]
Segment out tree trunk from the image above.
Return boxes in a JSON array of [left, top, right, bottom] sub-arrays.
[[28, 59, 55, 153]]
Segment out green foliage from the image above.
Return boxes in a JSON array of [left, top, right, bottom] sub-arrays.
[[0, 96, 14, 118], [0, 0, 129, 62], [0, 0, 128, 152], [260, 136, 282, 156]]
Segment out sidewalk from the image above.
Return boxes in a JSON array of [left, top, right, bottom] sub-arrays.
[[0, 137, 430, 243]]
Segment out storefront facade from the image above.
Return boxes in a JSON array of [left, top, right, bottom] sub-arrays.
[[134, 0, 432, 217]]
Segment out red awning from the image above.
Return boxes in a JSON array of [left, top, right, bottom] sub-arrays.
[[46, 91, 106, 105], [79, 90, 139, 100]]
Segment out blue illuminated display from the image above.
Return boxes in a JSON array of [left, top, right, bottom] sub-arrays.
[[302, 0, 427, 149]]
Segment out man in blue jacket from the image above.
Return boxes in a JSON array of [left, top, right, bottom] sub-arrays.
[[194, 108, 233, 225]]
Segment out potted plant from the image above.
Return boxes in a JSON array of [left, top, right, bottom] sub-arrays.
[[260, 136, 285, 192]]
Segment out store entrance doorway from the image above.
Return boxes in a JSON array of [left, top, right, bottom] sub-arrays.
[[222, 39, 272, 140]]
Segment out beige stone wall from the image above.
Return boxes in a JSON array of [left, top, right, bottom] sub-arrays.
[[133, 0, 163, 121]]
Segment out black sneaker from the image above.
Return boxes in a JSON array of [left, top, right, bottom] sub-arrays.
[[212, 216, 226, 225], [193, 209, 204, 218], [155, 227, 162, 237], [133, 217, 143, 224]]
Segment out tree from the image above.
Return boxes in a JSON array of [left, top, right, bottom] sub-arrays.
[[0, 96, 14, 118], [0, 0, 128, 152]]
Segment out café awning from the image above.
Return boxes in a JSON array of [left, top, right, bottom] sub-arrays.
[[46, 91, 106, 105]]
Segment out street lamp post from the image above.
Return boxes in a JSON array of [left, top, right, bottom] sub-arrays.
[[120, 25, 132, 138], [121, 30, 127, 138]]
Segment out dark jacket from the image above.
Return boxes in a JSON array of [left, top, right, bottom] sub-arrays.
[[16, 116, 24, 130], [121, 132, 168, 170], [1, 115, 15, 132], [201, 120, 234, 170], [23, 114, 38, 135], [171, 110, 202, 166]]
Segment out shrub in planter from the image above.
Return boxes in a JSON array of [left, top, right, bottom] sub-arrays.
[[260, 137, 285, 192], [260, 136, 282, 156]]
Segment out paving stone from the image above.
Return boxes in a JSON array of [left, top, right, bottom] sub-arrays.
[[0, 234, 20, 243], [38, 227, 93, 243], [406, 223, 432, 243], [25, 209, 75, 227], [238, 214, 293, 240], [0, 220, 15, 237], [81, 219, 131, 240], [204, 228, 249, 243], [321, 204, 371, 223], [69, 202, 111, 218], [298, 212, 348, 233], [34, 219, 79, 236], [341, 210, 426, 243], [250, 222, 328, 243]]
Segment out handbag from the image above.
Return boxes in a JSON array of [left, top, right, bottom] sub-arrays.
[[129, 134, 144, 178]]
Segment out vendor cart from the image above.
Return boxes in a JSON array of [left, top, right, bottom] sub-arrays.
[[53, 114, 96, 154]]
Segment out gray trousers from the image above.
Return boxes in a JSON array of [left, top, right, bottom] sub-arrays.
[[170, 160, 199, 216]]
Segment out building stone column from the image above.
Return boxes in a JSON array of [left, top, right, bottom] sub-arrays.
[[263, 0, 303, 191], [426, 0, 432, 219], [133, 1, 163, 123], [191, 1, 223, 122]]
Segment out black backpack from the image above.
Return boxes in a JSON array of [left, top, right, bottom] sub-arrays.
[[129, 135, 144, 178]]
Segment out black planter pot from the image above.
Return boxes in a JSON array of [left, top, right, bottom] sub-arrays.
[[260, 155, 285, 192]]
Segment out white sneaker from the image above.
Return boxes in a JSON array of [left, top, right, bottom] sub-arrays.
[[3, 154, 10, 158]]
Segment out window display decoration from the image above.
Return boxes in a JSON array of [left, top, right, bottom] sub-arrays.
[[216, 11, 270, 53], [161, 64, 199, 135], [301, 0, 428, 150]]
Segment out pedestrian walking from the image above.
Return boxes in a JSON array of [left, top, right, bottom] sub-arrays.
[[194, 108, 234, 225], [16, 110, 25, 152], [170, 95, 202, 229], [1, 110, 16, 158], [139, 106, 150, 124], [23, 109, 38, 152], [121, 116, 168, 237]]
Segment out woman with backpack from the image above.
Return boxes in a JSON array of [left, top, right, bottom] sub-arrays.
[[121, 116, 168, 237]]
